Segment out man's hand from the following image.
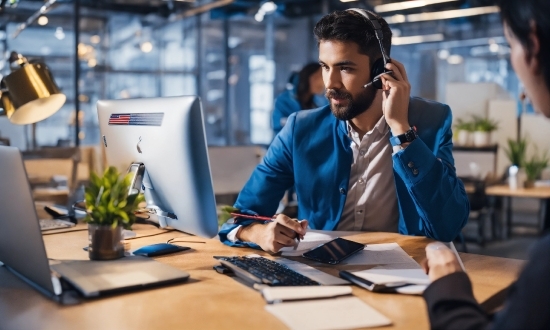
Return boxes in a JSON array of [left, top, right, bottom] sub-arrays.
[[380, 59, 411, 135], [237, 214, 308, 253], [423, 242, 463, 282]]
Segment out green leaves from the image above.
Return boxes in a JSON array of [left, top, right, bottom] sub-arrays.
[[217, 205, 239, 227], [84, 166, 145, 230], [504, 138, 528, 167]]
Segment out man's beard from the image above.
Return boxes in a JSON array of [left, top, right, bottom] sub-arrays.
[[326, 86, 376, 121]]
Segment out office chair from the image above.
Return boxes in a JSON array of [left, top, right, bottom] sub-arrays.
[[460, 176, 492, 248]]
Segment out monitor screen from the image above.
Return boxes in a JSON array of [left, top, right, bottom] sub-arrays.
[[97, 96, 218, 238]]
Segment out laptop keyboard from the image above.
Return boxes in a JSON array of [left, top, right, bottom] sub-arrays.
[[39, 219, 75, 231], [215, 256, 320, 286]]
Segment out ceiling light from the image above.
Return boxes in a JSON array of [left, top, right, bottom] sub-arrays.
[[340, 0, 359, 2], [447, 54, 463, 65], [259, 1, 277, 14], [392, 33, 444, 45], [489, 43, 499, 53], [140, 41, 153, 53], [90, 35, 101, 44], [37, 16, 48, 26], [384, 6, 499, 24], [254, 12, 264, 22], [375, 0, 459, 13], [87, 59, 97, 68], [54, 27, 65, 40], [438, 49, 450, 59]]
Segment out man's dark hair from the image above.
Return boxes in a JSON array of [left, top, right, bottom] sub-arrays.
[[497, 0, 550, 90], [313, 10, 392, 63]]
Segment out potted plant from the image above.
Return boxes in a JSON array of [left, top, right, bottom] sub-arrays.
[[472, 115, 499, 147], [504, 138, 528, 167], [84, 166, 144, 260], [523, 148, 549, 188], [504, 138, 528, 189], [454, 118, 475, 146]]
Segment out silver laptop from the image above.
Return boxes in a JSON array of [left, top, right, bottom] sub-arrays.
[[0, 146, 189, 301]]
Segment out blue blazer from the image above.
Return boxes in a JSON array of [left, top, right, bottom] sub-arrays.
[[221, 97, 469, 246]]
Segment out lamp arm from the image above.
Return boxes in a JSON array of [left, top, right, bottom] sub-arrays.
[[11, 0, 58, 39]]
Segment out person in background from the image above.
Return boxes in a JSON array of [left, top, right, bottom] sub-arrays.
[[423, 0, 550, 329], [219, 9, 469, 253], [272, 62, 328, 136]]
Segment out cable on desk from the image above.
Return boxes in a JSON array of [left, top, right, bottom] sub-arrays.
[[123, 229, 176, 240], [167, 237, 206, 244], [42, 228, 88, 235]]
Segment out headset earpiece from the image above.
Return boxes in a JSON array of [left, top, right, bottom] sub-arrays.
[[370, 58, 386, 90], [347, 8, 392, 90]]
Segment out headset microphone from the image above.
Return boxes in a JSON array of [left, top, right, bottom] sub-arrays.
[[363, 71, 393, 89]]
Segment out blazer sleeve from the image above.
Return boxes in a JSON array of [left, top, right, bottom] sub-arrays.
[[392, 105, 469, 241], [423, 272, 491, 330], [218, 113, 296, 247], [423, 234, 550, 330]]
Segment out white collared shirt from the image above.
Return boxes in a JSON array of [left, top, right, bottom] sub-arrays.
[[336, 117, 399, 232]]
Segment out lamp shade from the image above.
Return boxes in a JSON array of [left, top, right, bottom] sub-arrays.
[[0, 60, 66, 125]]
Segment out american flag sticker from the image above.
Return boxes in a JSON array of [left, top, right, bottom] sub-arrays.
[[108, 113, 164, 126]]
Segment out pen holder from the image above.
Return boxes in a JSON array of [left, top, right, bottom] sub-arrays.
[[88, 224, 125, 260]]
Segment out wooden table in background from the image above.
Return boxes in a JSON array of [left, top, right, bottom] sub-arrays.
[[0, 225, 525, 330], [485, 185, 550, 238]]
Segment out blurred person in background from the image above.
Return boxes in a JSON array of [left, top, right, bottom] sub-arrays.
[[272, 62, 328, 137]]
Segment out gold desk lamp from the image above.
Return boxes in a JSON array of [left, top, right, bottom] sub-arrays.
[[0, 52, 66, 125]]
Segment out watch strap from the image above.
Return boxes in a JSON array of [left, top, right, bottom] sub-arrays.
[[390, 127, 417, 146]]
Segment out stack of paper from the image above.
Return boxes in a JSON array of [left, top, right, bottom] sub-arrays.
[[265, 296, 391, 330]]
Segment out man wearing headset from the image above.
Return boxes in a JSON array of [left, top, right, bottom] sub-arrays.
[[219, 9, 469, 252]]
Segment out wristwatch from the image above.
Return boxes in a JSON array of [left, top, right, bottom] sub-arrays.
[[390, 127, 417, 146]]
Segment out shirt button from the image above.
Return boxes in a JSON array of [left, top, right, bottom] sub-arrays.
[[413, 169, 419, 176], [359, 149, 366, 156], [408, 161, 415, 168], [340, 188, 346, 194], [356, 210, 363, 214], [358, 179, 364, 184]]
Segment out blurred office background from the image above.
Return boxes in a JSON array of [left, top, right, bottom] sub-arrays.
[[1, 0, 548, 259]]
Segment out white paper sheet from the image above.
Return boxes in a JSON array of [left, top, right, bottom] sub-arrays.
[[344, 243, 430, 295], [341, 242, 416, 265], [265, 296, 392, 330]]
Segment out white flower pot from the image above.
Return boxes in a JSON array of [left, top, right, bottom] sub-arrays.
[[473, 131, 491, 147], [457, 130, 471, 146]]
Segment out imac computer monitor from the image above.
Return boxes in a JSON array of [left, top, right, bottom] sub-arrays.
[[97, 96, 218, 238]]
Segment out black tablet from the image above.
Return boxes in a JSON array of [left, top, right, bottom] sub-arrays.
[[302, 237, 365, 264]]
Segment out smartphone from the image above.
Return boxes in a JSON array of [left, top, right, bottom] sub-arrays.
[[302, 237, 365, 264], [132, 243, 190, 257]]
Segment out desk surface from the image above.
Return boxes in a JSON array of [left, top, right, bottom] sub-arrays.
[[485, 184, 550, 198], [0, 225, 524, 330]]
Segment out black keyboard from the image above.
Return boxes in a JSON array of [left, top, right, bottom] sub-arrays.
[[215, 256, 320, 286]]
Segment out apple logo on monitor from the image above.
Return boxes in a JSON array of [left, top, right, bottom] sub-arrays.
[[137, 136, 142, 154]]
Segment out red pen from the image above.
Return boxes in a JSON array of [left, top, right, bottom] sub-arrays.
[[230, 212, 275, 223]]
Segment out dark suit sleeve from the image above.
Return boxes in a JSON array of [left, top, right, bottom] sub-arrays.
[[423, 272, 491, 330], [423, 234, 550, 330]]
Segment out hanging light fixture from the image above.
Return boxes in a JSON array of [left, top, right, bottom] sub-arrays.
[[0, 52, 66, 125]]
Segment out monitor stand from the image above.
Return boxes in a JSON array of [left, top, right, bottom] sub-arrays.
[[128, 162, 177, 229]]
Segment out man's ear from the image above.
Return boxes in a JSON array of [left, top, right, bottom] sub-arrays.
[[526, 21, 541, 72]]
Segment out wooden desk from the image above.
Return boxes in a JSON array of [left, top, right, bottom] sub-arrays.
[[486, 185, 550, 238], [0, 226, 524, 330]]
